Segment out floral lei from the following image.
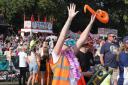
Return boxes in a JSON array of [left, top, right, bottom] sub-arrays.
[[62, 48, 81, 80]]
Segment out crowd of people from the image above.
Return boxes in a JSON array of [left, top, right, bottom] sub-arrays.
[[0, 3, 128, 85]]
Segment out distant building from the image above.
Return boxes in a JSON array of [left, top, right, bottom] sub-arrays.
[[98, 28, 118, 39], [21, 20, 53, 38]]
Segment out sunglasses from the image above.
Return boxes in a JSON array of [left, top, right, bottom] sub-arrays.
[[110, 35, 116, 38]]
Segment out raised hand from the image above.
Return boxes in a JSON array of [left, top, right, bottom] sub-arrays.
[[67, 3, 79, 19], [53, 3, 78, 55], [89, 14, 96, 24]]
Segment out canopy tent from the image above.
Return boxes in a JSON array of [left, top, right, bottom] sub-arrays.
[[20, 28, 53, 37], [21, 29, 52, 33]]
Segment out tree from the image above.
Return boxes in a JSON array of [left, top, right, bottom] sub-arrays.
[[0, 0, 127, 37], [66, 0, 127, 37]]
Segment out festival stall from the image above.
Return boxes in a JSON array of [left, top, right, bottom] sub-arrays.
[[21, 20, 53, 37], [98, 28, 118, 39]]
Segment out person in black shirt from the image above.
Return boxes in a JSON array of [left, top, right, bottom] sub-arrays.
[[39, 41, 49, 85], [76, 43, 95, 82]]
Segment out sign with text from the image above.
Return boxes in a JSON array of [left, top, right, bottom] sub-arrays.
[[24, 21, 53, 30], [24, 21, 31, 29], [32, 22, 52, 30], [98, 28, 118, 36]]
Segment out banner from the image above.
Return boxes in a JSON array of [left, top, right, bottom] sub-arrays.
[[32, 22, 52, 30], [98, 28, 118, 36], [24, 21, 53, 30], [24, 21, 31, 29]]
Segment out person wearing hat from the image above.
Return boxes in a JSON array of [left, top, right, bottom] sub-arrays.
[[117, 36, 128, 85]]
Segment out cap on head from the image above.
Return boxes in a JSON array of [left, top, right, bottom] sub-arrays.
[[123, 36, 128, 43]]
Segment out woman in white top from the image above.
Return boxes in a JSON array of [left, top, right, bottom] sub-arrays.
[[27, 48, 38, 85]]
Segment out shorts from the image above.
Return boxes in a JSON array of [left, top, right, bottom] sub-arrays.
[[40, 59, 46, 71], [29, 62, 38, 74], [108, 67, 119, 80]]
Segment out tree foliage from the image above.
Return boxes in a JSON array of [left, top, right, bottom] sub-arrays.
[[0, 0, 127, 37]]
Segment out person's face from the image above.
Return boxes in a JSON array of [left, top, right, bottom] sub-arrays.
[[124, 41, 128, 49], [43, 42, 48, 48], [108, 34, 116, 42], [80, 46, 89, 52]]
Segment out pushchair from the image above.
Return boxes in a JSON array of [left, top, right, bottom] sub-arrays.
[[0, 55, 20, 82], [0, 58, 9, 81], [87, 64, 113, 85]]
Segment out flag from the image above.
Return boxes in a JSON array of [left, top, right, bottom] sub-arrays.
[[38, 15, 40, 22], [37, 15, 40, 29], [31, 14, 35, 22], [18, 29, 21, 34], [24, 13, 26, 21], [43, 16, 47, 22]]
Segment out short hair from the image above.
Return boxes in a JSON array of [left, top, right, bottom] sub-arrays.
[[107, 32, 115, 37]]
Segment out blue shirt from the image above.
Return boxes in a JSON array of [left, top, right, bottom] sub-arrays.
[[119, 51, 128, 67], [118, 51, 128, 85], [100, 41, 118, 68]]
